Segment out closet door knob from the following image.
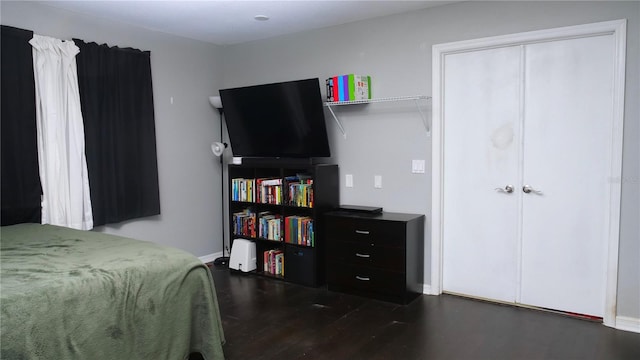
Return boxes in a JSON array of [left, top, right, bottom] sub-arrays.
[[523, 185, 543, 195], [495, 185, 514, 193]]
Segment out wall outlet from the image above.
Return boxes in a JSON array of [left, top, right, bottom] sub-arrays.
[[346, 174, 353, 188], [412, 159, 425, 173], [374, 175, 382, 189]]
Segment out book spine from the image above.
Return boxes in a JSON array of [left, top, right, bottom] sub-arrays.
[[263, 250, 268, 272], [274, 252, 278, 275], [307, 220, 312, 246], [348, 74, 355, 101], [338, 76, 344, 102], [342, 75, 349, 101], [333, 76, 339, 102], [325, 78, 330, 102], [326, 78, 333, 102], [302, 218, 307, 246], [279, 253, 284, 277], [273, 219, 278, 240], [232, 179, 238, 201], [271, 251, 277, 274], [285, 216, 290, 243], [277, 218, 282, 241]]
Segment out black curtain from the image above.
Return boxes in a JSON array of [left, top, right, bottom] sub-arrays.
[[74, 39, 160, 226], [1, 25, 42, 225]]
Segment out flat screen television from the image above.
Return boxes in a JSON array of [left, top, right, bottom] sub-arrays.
[[219, 78, 331, 159]]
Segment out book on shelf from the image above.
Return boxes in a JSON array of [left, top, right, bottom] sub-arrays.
[[263, 249, 284, 276], [257, 177, 282, 205], [233, 177, 283, 205], [231, 178, 256, 202], [258, 211, 282, 241], [338, 76, 345, 102], [284, 215, 314, 247], [285, 174, 314, 208], [326, 74, 372, 102], [232, 209, 256, 238], [326, 77, 334, 102]]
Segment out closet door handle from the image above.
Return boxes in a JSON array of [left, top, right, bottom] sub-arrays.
[[523, 185, 543, 195], [355, 253, 370, 258], [355, 230, 370, 235], [355, 276, 370, 281], [494, 185, 514, 193]]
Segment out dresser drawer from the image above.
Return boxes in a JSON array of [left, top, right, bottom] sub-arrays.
[[327, 241, 404, 271], [325, 216, 405, 248], [328, 262, 404, 296]]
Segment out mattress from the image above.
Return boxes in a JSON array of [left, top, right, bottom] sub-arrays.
[[0, 223, 225, 360]]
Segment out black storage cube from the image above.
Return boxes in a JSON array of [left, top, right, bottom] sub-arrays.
[[285, 246, 315, 286]]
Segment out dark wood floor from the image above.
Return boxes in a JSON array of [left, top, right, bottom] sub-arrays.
[[209, 265, 640, 360]]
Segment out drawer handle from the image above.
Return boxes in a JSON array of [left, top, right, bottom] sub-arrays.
[[355, 276, 370, 281], [355, 253, 370, 258], [355, 230, 370, 235]]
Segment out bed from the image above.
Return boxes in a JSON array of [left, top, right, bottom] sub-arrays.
[[0, 223, 225, 360]]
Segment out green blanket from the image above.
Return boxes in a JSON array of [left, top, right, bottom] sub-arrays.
[[1, 224, 225, 360]]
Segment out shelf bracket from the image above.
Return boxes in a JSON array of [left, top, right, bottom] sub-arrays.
[[326, 103, 347, 139], [413, 98, 430, 134]]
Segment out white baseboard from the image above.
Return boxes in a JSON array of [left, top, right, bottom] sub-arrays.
[[420, 285, 638, 333], [198, 252, 222, 265], [616, 316, 640, 333]]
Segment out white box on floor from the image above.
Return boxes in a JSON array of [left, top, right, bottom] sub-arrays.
[[229, 239, 256, 272]]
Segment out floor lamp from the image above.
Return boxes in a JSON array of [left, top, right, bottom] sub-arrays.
[[209, 96, 229, 267]]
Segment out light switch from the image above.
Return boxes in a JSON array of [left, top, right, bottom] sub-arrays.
[[374, 175, 382, 189], [412, 159, 425, 174], [345, 174, 353, 188]]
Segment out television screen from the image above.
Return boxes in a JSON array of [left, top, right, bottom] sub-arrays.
[[219, 78, 331, 158]]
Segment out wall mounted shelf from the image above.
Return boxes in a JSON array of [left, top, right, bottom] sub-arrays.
[[324, 95, 431, 138]]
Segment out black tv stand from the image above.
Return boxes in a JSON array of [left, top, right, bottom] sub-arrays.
[[238, 157, 328, 167]]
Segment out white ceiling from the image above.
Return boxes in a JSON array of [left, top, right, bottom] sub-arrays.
[[37, 1, 453, 45]]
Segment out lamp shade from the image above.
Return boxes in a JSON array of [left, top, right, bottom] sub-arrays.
[[209, 96, 222, 109], [211, 142, 227, 157]]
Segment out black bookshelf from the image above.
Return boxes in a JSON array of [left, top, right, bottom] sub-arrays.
[[227, 162, 339, 287]]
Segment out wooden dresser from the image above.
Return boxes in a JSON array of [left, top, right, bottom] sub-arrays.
[[325, 210, 425, 304]]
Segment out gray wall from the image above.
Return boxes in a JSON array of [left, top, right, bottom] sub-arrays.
[[1, 1, 226, 258], [219, 1, 639, 319]]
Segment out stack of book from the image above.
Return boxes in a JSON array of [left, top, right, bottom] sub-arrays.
[[256, 177, 282, 205], [231, 178, 255, 202], [263, 249, 284, 276], [284, 215, 314, 247], [326, 74, 372, 102], [258, 212, 282, 241], [232, 209, 256, 238], [285, 174, 314, 208]]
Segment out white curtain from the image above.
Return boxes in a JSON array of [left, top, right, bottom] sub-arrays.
[[30, 34, 93, 230]]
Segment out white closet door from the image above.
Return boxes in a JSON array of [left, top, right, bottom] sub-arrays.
[[442, 46, 522, 302], [519, 35, 615, 317]]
